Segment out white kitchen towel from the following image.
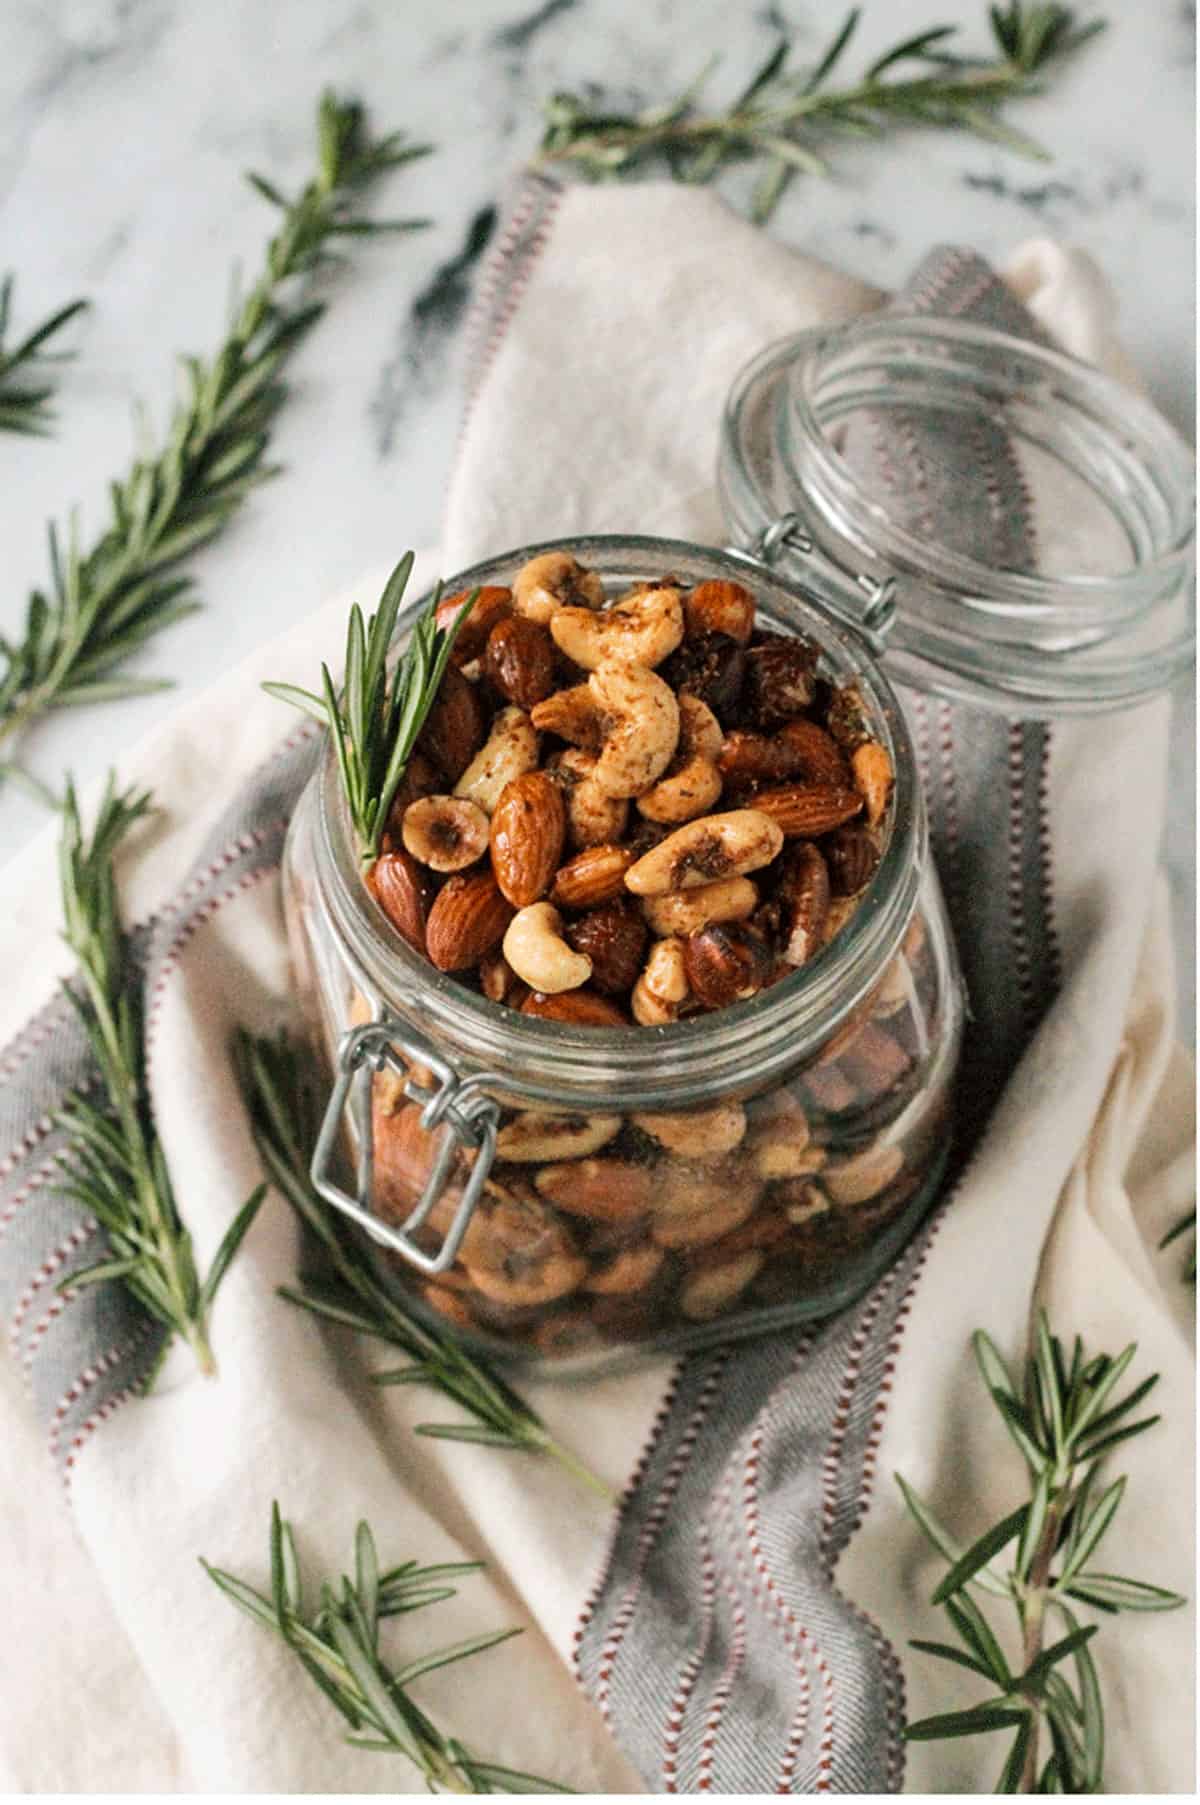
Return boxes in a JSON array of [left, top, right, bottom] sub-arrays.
[[0, 183, 1192, 1794]]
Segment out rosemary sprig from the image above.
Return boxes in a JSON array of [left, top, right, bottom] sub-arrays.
[[1159, 1208, 1196, 1283], [203, 1502, 571, 1793], [539, 3, 1105, 223], [234, 1028, 614, 1501], [264, 552, 471, 861], [898, 1312, 1184, 1792], [55, 777, 265, 1380], [0, 274, 89, 436], [0, 93, 430, 779]]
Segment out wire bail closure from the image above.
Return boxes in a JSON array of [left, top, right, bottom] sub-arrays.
[[728, 511, 898, 657], [310, 1019, 501, 1276]]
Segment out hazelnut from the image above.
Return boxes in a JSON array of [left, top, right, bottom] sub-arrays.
[[683, 922, 772, 1009], [825, 824, 880, 896], [659, 632, 747, 725], [401, 795, 490, 873], [565, 900, 648, 996], [741, 635, 820, 729]]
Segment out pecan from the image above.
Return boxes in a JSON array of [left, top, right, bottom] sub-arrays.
[[565, 899, 648, 996], [825, 823, 880, 895], [824, 682, 874, 751], [484, 615, 557, 709], [776, 841, 831, 967], [660, 631, 747, 725], [741, 634, 820, 728]]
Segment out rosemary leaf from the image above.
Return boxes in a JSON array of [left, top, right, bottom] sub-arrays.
[[234, 1027, 615, 1501], [204, 1506, 570, 1793], [537, 2, 1105, 220], [54, 776, 265, 1378], [0, 93, 430, 784], [0, 274, 89, 437], [899, 1311, 1184, 1789]]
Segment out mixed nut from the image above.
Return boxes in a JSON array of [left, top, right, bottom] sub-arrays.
[[335, 551, 955, 1359], [367, 550, 896, 1022]]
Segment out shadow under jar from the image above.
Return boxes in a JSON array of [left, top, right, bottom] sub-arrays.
[[282, 537, 964, 1374]]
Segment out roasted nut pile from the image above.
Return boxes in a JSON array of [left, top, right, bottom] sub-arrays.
[[366, 550, 896, 1021], [344, 553, 953, 1359]]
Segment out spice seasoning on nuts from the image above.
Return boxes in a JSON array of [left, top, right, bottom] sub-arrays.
[[364, 551, 894, 1014], [294, 551, 954, 1360]]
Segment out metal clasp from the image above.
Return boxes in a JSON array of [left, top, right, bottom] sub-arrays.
[[311, 1019, 500, 1276], [730, 511, 898, 655]]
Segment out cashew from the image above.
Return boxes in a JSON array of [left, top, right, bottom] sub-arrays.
[[530, 684, 604, 752], [513, 550, 605, 625], [651, 1170, 760, 1248], [641, 876, 758, 937], [635, 1102, 746, 1159], [551, 747, 629, 848], [679, 1252, 763, 1320], [637, 695, 724, 825], [453, 706, 539, 815], [549, 584, 683, 671], [589, 660, 680, 800], [752, 1140, 826, 1180], [823, 1143, 904, 1206], [497, 1111, 622, 1162], [632, 975, 679, 1025], [625, 809, 783, 896], [503, 901, 592, 994], [642, 936, 689, 1004], [401, 795, 490, 872]]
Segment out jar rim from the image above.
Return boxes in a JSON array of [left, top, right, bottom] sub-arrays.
[[312, 535, 925, 1108], [719, 315, 1196, 714]]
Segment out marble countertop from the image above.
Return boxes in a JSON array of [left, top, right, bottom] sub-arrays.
[[2, 0, 1194, 1028]]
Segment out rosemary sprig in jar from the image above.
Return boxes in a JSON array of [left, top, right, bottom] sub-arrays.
[[539, 2, 1105, 224], [234, 1028, 614, 1501], [0, 92, 430, 786], [0, 274, 89, 437], [263, 551, 472, 861], [55, 778, 265, 1379], [898, 1313, 1184, 1792], [203, 1502, 572, 1793]]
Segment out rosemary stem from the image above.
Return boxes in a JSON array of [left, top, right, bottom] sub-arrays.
[[1017, 1492, 1067, 1791], [534, 1430, 618, 1504]]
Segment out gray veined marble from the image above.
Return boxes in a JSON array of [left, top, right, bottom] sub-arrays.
[[0, 0, 1194, 1033]]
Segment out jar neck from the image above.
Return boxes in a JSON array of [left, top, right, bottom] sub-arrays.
[[306, 539, 926, 1110]]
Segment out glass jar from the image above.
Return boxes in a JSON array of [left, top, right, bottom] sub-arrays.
[[283, 537, 963, 1372]]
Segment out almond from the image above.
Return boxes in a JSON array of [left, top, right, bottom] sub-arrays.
[[417, 664, 486, 782], [535, 1157, 657, 1221], [367, 850, 430, 953], [683, 922, 772, 1008], [484, 615, 557, 709], [489, 771, 566, 908], [751, 783, 863, 837], [425, 870, 514, 972], [684, 579, 755, 645], [851, 741, 894, 827], [825, 823, 880, 895], [520, 988, 630, 1026], [551, 843, 638, 909], [435, 585, 513, 664]]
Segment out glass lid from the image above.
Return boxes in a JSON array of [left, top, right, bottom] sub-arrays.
[[718, 316, 1195, 715]]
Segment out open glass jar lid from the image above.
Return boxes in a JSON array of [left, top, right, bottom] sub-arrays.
[[718, 316, 1195, 714]]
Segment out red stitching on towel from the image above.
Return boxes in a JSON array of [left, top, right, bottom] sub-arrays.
[[50, 1319, 157, 1467], [22, 1288, 77, 1376], [0, 1001, 73, 1082], [694, 1571, 748, 1793], [593, 1354, 730, 1719], [62, 1368, 150, 1489], [1037, 724, 1062, 994], [936, 699, 960, 869], [0, 1112, 57, 1185], [661, 1511, 721, 1792], [816, 1266, 906, 1565], [1006, 722, 1037, 1024], [0, 1144, 67, 1240], [8, 1217, 99, 1359], [160, 816, 289, 920]]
